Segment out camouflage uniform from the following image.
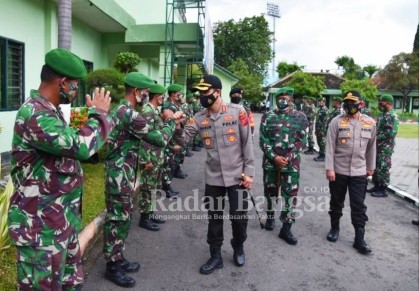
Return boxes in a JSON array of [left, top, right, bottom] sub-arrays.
[[181, 100, 195, 153], [360, 108, 372, 117], [259, 108, 308, 223], [192, 99, 204, 148], [138, 102, 169, 214], [8, 90, 114, 290], [103, 99, 175, 262], [315, 104, 329, 156], [303, 101, 315, 149], [372, 110, 399, 188]]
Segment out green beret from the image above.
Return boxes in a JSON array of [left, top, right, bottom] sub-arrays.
[[149, 83, 167, 94], [167, 84, 183, 92], [333, 97, 342, 102], [45, 48, 87, 79], [379, 94, 394, 103], [275, 86, 294, 98], [318, 97, 326, 101], [186, 93, 195, 99], [124, 72, 154, 89]]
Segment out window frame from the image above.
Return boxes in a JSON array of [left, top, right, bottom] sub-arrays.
[[0, 36, 25, 111]]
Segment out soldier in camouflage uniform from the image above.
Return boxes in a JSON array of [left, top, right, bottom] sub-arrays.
[[314, 97, 329, 162], [103, 73, 183, 288], [192, 94, 204, 151], [368, 94, 399, 197], [8, 48, 114, 290], [303, 96, 316, 155], [181, 93, 196, 157], [229, 88, 255, 134], [259, 86, 308, 245], [327, 97, 343, 128], [360, 96, 372, 117], [137, 84, 172, 232]]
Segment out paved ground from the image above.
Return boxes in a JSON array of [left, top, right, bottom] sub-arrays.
[[83, 113, 419, 291]]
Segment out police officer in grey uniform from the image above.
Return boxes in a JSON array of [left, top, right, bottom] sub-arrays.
[[325, 90, 376, 255], [180, 74, 255, 274]]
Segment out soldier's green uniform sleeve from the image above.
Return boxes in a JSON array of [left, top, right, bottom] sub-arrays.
[[259, 112, 277, 161], [22, 106, 113, 160], [378, 112, 399, 140]]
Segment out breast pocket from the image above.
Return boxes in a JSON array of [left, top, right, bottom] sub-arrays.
[[337, 130, 352, 147], [223, 127, 239, 147], [360, 130, 372, 147], [200, 130, 215, 149]]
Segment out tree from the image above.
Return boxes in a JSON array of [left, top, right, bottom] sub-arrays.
[[276, 61, 304, 79], [287, 71, 326, 99], [213, 16, 272, 77], [335, 55, 364, 80], [378, 52, 419, 112], [227, 59, 264, 104], [58, 0, 72, 49], [340, 79, 378, 103], [113, 52, 141, 75], [363, 65, 379, 78]]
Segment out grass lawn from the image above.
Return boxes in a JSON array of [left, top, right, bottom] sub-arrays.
[[397, 123, 419, 138], [0, 162, 105, 290]]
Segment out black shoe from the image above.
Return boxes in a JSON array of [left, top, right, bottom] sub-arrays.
[[278, 223, 298, 245], [197, 141, 204, 148], [150, 212, 166, 224], [314, 155, 325, 162], [265, 212, 275, 231], [162, 184, 179, 197], [353, 228, 372, 254], [199, 248, 223, 274], [366, 185, 379, 193], [412, 219, 419, 226], [231, 239, 245, 267], [371, 187, 388, 197], [165, 189, 179, 199], [139, 214, 160, 231], [120, 258, 140, 273], [192, 145, 202, 152], [105, 261, 135, 288], [326, 228, 340, 242], [174, 168, 188, 179], [185, 150, 194, 157]]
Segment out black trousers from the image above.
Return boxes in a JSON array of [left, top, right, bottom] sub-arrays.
[[329, 173, 368, 228], [204, 184, 249, 249]]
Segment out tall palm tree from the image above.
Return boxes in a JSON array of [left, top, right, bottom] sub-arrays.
[[58, 0, 72, 49]]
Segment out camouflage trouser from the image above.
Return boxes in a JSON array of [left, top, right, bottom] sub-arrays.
[[138, 164, 162, 214], [176, 146, 186, 165], [263, 167, 300, 224], [16, 228, 83, 290], [193, 134, 201, 146], [162, 148, 175, 186], [307, 123, 314, 147], [103, 193, 133, 262], [373, 152, 392, 187], [315, 130, 326, 155]]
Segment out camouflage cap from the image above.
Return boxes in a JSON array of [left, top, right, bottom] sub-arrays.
[[45, 48, 87, 79], [275, 86, 294, 98], [149, 83, 167, 94], [124, 72, 154, 89], [379, 94, 394, 103], [332, 97, 342, 102], [167, 83, 184, 92], [343, 90, 361, 102]]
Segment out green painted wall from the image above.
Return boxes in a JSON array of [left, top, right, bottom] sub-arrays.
[[214, 66, 239, 103]]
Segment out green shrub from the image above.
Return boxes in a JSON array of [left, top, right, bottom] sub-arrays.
[[87, 68, 125, 103], [113, 52, 141, 75]]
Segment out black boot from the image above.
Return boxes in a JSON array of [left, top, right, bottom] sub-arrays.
[[230, 239, 245, 267], [314, 154, 325, 162], [371, 186, 388, 198], [174, 166, 188, 179], [162, 184, 179, 198], [150, 212, 166, 224], [185, 148, 194, 157], [366, 184, 379, 193], [199, 247, 223, 274], [120, 257, 140, 273], [265, 211, 275, 231], [304, 147, 315, 155], [105, 260, 135, 288], [412, 219, 419, 226], [327, 221, 340, 242], [278, 223, 298, 245], [197, 140, 204, 148], [192, 144, 202, 151], [139, 213, 160, 231], [353, 227, 372, 254]]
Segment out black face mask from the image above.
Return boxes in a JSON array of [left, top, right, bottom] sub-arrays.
[[200, 93, 217, 108], [230, 96, 241, 104], [343, 102, 360, 115], [378, 103, 387, 112]]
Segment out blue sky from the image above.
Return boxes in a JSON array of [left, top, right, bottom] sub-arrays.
[[207, 0, 418, 76]]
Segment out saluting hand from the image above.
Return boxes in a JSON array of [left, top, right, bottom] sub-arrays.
[[86, 87, 111, 113]]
